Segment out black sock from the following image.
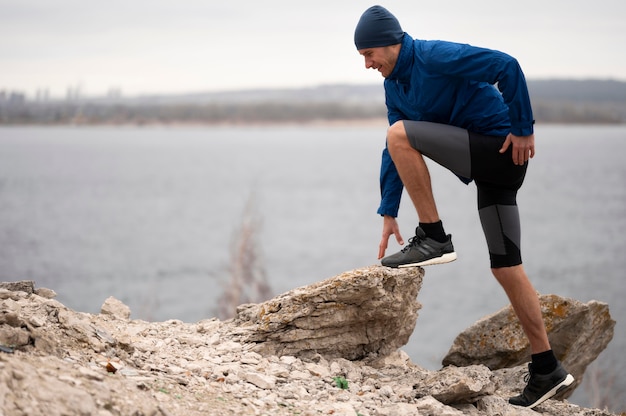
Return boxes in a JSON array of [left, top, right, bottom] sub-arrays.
[[418, 221, 447, 243], [531, 350, 558, 374]]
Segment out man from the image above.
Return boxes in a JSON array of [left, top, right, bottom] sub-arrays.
[[354, 5, 574, 408]]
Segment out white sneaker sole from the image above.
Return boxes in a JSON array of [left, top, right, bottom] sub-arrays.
[[398, 251, 457, 268], [528, 373, 575, 409]]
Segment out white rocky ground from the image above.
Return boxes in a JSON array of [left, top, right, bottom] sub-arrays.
[[0, 267, 618, 416]]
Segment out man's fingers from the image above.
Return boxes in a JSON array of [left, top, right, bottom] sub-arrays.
[[378, 239, 388, 259], [380, 216, 405, 259], [499, 136, 511, 154], [505, 133, 535, 165], [515, 148, 532, 165]]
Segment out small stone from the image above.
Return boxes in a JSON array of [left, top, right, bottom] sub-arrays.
[[305, 362, 330, 378], [279, 355, 298, 365], [100, 297, 131, 321], [379, 385, 394, 398], [28, 315, 47, 327], [267, 363, 289, 378], [241, 371, 276, 390], [78, 367, 105, 381], [34, 288, 57, 299], [241, 352, 262, 365], [0, 280, 35, 294]]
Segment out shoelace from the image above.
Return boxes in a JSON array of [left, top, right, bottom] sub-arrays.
[[523, 365, 536, 384], [401, 234, 424, 253]]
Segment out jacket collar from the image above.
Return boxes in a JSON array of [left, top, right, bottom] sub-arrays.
[[387, 33, 414, 83]]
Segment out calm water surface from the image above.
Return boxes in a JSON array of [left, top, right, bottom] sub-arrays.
[[0, 124, 624, 409]]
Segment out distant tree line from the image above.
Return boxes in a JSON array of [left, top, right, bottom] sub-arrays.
[[532, 100, 624, 124], [2, 79, 625, 125], [2, 100, 625, 125], [0, 101, 388, 125]]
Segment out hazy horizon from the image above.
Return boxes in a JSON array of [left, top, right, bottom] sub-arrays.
[[2, 0, 625, 98]]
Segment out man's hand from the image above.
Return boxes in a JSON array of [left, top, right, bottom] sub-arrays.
[[378, 215, 404, 259], [499, 133, 535, 165]]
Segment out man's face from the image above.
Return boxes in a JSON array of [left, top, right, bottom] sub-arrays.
[[358, 44, 401, 78]]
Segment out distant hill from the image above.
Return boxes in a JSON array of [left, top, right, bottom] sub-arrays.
[[126, 79, 626, 105], [123, 79, 626, 124], [527, 79, 626, 123], [1, 79, 625, 125], [120, 83, 385, 105], [528, 79, 626, 103]]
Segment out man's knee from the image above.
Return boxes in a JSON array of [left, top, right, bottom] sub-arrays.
[[491, 264, 526, 287], [386, 121, 409, 153]]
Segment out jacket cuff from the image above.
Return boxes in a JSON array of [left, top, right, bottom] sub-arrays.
[[510, 120, 535, 137], [377, 205, 399, 218]]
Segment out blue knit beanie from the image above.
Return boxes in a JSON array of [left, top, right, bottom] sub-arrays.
[[354, 5, 404, 50]]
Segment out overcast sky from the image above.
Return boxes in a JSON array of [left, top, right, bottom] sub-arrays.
[[1, 0, 624, 98]]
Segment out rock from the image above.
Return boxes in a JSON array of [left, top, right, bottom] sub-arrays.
[[34, 287, 57, 299], [0, 272, 620, 416], [100, 296, 132, 321], [232, 265, 423, 360], [367, 349, 413, 369], [476, 395, 538, 416], [0, 325, 30, 348], [0, 310, 23, 327], [376, 402, 419, 416], [442, 295, 615, 395], [241, 371, 277, 389], [0, 280, 35, 294], [417, 365, 496, 405], [415, 396, 467, 415]]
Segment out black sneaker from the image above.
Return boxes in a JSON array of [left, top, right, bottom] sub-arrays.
[[509, 362, 575, 408], [381, 227, 457, 268]]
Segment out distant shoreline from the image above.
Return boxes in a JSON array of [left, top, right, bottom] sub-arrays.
[[2, 80, 625, 125], [1, 118, 624, 129]]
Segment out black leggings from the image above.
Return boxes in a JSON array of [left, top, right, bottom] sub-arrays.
[[402, 120, 528, 268]]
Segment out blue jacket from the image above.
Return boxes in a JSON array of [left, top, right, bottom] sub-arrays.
[[378, 33, 535, 217]]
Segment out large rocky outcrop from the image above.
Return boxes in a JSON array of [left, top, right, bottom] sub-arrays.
[[232, 266, 423, 360], [0, 268, 618, 416], [443, 294, 616, 397]]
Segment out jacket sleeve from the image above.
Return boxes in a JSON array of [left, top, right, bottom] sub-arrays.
[[424, 41, 535, 136], [377, 146, 404, 217], [376, 88, 405, 217]]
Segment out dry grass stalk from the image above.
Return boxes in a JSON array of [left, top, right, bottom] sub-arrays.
[[216, 193, 271, 320]]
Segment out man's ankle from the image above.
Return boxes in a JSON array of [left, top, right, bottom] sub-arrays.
[[531, 350, 558, 374], [419, 221, 447, 243]]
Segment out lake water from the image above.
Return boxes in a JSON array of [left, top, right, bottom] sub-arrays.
[[0, 124, 624, 410]]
